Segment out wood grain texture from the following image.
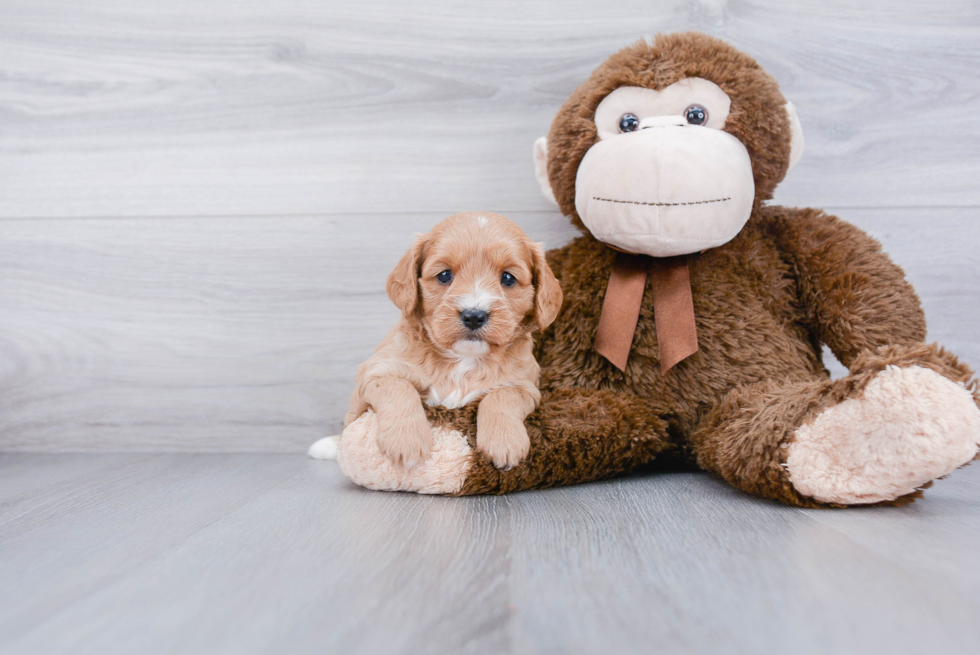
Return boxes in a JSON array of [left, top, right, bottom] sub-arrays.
[[1, 0, 979, 218], [506, 473, 980, 654], [0, 211, 575, 451], [1, 454, 979, 654], [0, 207, 974, 452], [0, 0, 977, 451]]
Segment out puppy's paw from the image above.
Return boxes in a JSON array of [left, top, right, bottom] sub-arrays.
[[477, 419, 530, 470], [308, 435, 340, 460], [376, 410, 433, 469]]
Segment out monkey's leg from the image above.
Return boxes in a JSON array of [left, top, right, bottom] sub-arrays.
[[457, 388, 677, 495], [336, 388, 676, 495], [690, 343, 980, 507]]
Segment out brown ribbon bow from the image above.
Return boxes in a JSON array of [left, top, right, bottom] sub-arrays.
[[594, 252, 699, 373]]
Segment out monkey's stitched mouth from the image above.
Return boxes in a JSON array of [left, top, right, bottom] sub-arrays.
[[592, 196, 731, 207]]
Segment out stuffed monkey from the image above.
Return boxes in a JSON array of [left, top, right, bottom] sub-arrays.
[[334, 32, 980, 507]]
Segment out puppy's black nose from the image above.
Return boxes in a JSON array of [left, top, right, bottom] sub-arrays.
[[460, 309, 489, 330]]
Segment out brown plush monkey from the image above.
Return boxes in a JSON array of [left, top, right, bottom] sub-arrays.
[[332, 32, 980, 507]]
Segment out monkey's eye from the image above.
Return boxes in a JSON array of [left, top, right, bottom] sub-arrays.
[[684, 105, 708, 126], [436, 270, 453, 284], [501, 272, 517, 288], [618, 113, 640, 133]]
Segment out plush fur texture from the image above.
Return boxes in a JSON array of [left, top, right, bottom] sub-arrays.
[[786, 365, 980, 504], [338, 412, 472, 494], [546, 32, 793, 232], [335, 32, 980, 507]]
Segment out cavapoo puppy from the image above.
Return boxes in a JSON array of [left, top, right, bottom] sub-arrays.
[[310, 211, 562, 470]]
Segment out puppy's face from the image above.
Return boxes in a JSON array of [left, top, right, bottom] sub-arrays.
[[387, 212, 562, 357]]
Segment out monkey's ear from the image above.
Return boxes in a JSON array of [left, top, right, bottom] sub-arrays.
[[386, 234, 426, 315], [530, 241, 563, 329], [533, 137, 559, 207], [785, 102, 805, 173]]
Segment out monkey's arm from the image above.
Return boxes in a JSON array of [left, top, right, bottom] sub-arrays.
[[762, 206, 926, 368]]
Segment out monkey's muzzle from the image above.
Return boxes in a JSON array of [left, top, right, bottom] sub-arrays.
[[574, 120, 755, 257]]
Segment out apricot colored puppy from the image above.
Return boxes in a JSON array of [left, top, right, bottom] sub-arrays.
[[344, 212, 562, 470]]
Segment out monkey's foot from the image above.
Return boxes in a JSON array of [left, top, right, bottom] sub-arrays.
[[336, 412, 473, 494], [786, 365, 980, 504]]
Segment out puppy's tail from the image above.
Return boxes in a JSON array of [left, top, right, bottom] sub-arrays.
[[308, 435, 340, 460]]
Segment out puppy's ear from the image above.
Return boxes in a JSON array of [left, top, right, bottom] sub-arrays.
[[530, 241, 563, 329], [386, 234, 426, 315]]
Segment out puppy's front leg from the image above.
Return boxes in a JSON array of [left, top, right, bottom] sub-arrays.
[[477, 387, 538, 470], [362, 376, 432, 468]]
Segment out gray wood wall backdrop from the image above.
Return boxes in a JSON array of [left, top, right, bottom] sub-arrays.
[[0, 0, 977, 452]]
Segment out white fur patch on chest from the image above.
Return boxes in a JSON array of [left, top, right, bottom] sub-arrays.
[[425, 355, 488, 409], [426, 387, 487, 410]]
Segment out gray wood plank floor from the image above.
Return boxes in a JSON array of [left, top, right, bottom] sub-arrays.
[[1, 454, 978, 655]]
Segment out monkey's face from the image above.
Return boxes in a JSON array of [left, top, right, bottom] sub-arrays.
[[573, 78, 755, 257], [534, 33, 804, 257]]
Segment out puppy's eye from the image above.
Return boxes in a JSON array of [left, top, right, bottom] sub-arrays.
[[436, 270, 453, 285], [618, 113, 640, 133], [500, 272, 517, 287]]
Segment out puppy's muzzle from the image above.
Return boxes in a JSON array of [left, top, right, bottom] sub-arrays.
[[459, 309, 489, 331]]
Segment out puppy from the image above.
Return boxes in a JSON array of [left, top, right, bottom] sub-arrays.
[[326, 211, 562, 470]]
